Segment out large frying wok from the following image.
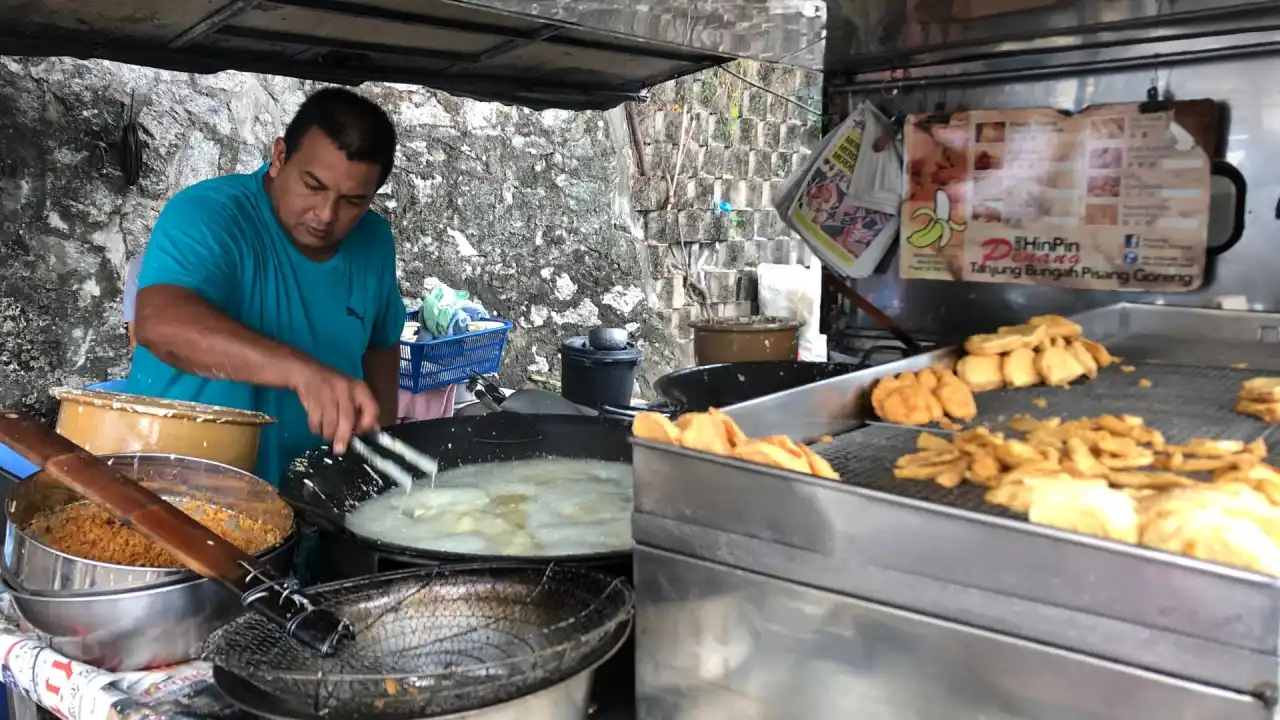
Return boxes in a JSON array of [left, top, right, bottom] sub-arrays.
[[279, 412, 633, 582], [279, 412, 636, 713], [600, 360, 864, 420]]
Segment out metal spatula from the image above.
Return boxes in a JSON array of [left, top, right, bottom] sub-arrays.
[[348, 431, 439, 492]]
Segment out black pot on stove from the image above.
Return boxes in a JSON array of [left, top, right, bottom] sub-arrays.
[[599, 360, 867, 421]]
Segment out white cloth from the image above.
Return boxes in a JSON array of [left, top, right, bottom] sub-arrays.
[[756, 259, 827, 362], [122, 254, 143, 323]]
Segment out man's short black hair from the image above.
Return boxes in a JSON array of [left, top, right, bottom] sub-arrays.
[[283, 87, 397, 187]]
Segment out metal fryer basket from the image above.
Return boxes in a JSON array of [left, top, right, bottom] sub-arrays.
[[203, 564, 634, 718]]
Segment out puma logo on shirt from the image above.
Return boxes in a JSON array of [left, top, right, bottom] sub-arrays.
[[346, 306, 365, 326]]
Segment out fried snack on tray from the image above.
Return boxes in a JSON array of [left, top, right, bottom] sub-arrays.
[[631, 410, 838, 480], [1028, 314, 1084, 339], [965, 323, 1046, 355], [869, 367, 978, 427], [889, 413, 1280, 576], [956, 354, 1003, 392], [935, 370, 978, 421], [952, 315, 1115, 394], [1236, 377, 1280, 423], [1066, 340, 1100, 380], [1001, 347, 1040, 389], [1034, 345, 1086, 387]]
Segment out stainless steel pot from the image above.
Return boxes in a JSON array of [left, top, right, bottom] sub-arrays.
[[4, 453, 295, 594], [2, 532, 297, 671]]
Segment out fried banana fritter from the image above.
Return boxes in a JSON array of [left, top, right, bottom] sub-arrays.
[[1028, 314, 1084, 339], [869, 368, 979, 426], [1066, 340, 1099, 380], [965, 323, 1046, 355], [1034, 345, 1086, 387], [956, 354, 1004, 392], [1240, 377, 1280, 403], [936, 370, 978, 421], [631, 410, 838, 480], [1077, 338, 1115, 368], [889, 411, 1280, 577], [1001, 346, 1040, 388], [1236, 398, 1280, 423]]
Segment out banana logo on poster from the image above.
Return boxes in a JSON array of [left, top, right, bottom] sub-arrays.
[[906, 188, 967, 249]]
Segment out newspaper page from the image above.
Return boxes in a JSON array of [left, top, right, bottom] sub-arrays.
[[899, 103, 1211, 291], [781, 106, 899, 279]]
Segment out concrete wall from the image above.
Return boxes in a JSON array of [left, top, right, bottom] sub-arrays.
[[0, 56, 819, 417]]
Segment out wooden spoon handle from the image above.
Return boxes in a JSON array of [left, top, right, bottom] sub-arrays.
[[0, 410, 256, 583], [0, 411, 351, 655]]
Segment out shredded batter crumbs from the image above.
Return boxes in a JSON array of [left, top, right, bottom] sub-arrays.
[[26, 501, 283, 568]]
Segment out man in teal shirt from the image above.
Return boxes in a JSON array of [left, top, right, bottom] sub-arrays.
[[126, 88, 406, 484]]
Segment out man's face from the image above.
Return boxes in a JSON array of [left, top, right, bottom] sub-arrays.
[[265, 128, 382, 257]]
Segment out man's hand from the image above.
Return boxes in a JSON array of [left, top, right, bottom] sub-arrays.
[[292, 363, 381, 455]]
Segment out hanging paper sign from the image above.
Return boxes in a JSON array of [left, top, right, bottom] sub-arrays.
[[899, 102, 1213, 291]]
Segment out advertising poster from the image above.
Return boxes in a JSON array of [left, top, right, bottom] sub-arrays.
[[899, 103, 1212, 291]]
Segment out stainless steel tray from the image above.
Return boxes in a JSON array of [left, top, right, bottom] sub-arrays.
[[632, 303, 1280, 693], [634, 547, 1271, 720]]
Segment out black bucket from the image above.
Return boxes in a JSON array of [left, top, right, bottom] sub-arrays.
[[559, 336, 642, 410]]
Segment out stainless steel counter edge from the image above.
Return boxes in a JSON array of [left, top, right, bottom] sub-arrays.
[[632, 511, 1276, 692], [634, 547, 1272, 720], [631, 437, 1280, 659]]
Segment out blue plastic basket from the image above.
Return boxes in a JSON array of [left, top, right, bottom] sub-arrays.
[[399, 314, 512, 393]]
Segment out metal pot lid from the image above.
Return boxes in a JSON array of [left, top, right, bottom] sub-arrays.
[[51, 387, 275, 425], [559, 335, 642, 362]]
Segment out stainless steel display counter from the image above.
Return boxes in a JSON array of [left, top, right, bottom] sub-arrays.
[[632, 303, 1280, 718]]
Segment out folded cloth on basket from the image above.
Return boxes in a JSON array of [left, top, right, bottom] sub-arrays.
[[420, 286, 487, 338], [444, 303, 489, 336]]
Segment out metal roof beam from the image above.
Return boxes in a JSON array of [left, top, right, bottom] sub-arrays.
[[214, 26, 482, 64], [261, 0, 724, 65], [169, 0, 265, 47], [0, 29, 644, 109]]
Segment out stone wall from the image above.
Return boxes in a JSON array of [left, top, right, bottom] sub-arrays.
[[632, 60, 822, 365], [0, 56, 818, 417]]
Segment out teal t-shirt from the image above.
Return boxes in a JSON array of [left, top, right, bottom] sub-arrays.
[[125, 168, 405, 484]]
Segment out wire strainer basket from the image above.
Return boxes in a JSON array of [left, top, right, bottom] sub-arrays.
[[203, 563, 634, 718]]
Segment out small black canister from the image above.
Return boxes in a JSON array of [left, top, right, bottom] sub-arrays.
[[559, 330, 642, 411]]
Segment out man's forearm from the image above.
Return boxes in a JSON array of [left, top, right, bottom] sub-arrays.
[[134, 285, 311, 389], [363, 346, 400, 426]]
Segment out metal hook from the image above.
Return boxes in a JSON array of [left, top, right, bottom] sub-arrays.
[[879, 68, 907, 98]]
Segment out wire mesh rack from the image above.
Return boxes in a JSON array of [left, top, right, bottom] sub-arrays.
[[204, 564, 633, 718]]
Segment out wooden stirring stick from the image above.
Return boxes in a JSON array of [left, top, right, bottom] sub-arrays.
[[0, 411, 351, 655]]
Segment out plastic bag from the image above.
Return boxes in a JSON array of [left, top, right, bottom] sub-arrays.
[[756, 258, 827, 362]]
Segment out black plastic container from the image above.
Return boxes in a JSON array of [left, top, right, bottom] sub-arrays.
[[559, 335, 643, 410]]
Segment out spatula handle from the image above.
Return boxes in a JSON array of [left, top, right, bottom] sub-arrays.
[[0, 411, 349, 655]]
